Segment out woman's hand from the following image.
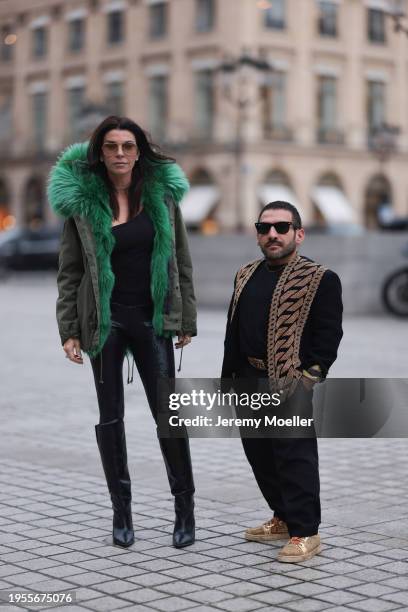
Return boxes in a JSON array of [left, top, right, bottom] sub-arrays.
[[175, 334, 192, 349], [63, 338, 83, 364]]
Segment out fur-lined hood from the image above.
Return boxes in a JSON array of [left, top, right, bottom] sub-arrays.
[[47, 141, 189, 219]]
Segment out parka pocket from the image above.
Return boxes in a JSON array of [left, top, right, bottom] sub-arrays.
[[76, 267, 97, 351]]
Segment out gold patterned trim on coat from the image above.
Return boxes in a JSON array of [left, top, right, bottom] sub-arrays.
[[230, 255, 325, 399]]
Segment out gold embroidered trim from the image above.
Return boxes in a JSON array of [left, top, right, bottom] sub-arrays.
[[230, 255, 325, 398], [267, 255, 325, 398], [230, 259, 262, 322]]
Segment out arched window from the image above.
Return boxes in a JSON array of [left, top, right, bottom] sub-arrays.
[[364, 174, 392, 229], [181, 168, 220, 233], [258, 169, 302, 219], [311, 173, 354, 228]]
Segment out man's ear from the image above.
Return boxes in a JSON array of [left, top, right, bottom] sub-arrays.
[[295, 228, 305, 246]]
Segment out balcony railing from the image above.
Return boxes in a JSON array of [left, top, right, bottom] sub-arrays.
[[263, 125, 293, 142], [317, 127, 345, 145]]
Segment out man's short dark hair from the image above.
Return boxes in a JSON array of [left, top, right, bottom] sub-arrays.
[[258, 201, 302, 229]]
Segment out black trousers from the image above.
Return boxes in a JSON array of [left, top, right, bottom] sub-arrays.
[[90, 302, 194, 497], [238, 363, 321, 537], [90, 302, 175, 424]]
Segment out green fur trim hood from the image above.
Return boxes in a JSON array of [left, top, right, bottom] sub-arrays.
[[47, 141, 190, 357]]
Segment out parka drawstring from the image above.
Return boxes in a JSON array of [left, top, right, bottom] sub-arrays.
[[99, 351, 104, 384], [177, 346, 183, 373], [126, 353, 135, 384]]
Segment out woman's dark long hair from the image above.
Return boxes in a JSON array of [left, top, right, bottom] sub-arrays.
[[87, 116, 175, 221]]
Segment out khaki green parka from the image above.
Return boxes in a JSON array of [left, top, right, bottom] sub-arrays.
[[47, 142, 197, 358]]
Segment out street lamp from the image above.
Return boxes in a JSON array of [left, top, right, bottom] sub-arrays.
[[217, 51, 275, 231]]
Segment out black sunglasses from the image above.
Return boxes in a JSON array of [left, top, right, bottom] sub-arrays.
[[255, 221, 298, 235]]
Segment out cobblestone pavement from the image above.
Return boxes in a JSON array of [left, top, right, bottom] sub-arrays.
[[0, 275, 408, 612]]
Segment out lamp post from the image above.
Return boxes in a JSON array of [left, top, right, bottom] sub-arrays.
[[217, 51, 275, 231], [369, 122, 400, 226]]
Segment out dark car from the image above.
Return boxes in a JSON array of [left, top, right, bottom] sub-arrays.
[[0, 225, 62, 275]]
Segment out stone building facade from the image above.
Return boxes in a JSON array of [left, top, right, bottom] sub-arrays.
[[0, 0, 407, 231]]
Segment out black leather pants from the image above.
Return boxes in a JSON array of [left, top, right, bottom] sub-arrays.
[[90, 302, 195, 498]]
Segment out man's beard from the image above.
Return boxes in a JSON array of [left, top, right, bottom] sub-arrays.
[[260, 238, 297, 261]]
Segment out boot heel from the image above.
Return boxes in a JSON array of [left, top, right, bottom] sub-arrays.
[[173, 493, 195, 548]]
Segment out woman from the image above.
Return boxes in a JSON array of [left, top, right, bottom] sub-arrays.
[[48, 116, 197, 549]]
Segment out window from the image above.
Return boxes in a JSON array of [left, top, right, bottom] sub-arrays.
[[67, 86, 85, 139], [0, 94, 12, 142], [196, 0, 215, 32], [264, 0, 285, 30], [32, 92, 47, 149], [149, 2, 167, 39], [318, 1, 338, 37], [106, 81, 124, 116], [367, 80, 385, 132], [32, 26, 47, 58], [148, 75, 168, 141], [195, 69, 214, 139], [1, 26, 14, 61], [261, 72, 287, 136], [368, 8, 386, 43], [107, 10, 124, 44], [317, 76, 337, 141], [68, 18, 85, 52]]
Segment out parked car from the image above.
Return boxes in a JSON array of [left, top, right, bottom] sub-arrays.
[[0, 225, 62, 275]]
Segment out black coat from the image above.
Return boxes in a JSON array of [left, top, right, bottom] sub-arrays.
[[221, 268, 343, 379]]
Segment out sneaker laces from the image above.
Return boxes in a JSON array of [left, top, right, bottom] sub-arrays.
[[289, 536, 307, 549], [263, 517, 284, 533]]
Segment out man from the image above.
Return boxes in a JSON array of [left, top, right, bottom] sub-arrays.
[[222, 201, 343, 563]]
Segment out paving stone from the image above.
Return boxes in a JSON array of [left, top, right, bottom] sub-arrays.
[[38, 565, 87, 579], [185, 589, 235, 604], [377, 561, 408, 575], [99, 565, 147, 579], [212, 597, 264, 612], [381, 592, 408, 606], [288, 567, 333, 581], [17, 558, 63, 571], [223, 568, 269, 580], [48, 552, 95, 564], [347, 568, 396, 582], [251, 590, 301, 605], [347, 598, 401, 611], [127, 573, 174, 588], [314, 575, 363, 589], [190, 574, 237, 588], [120, 587, 168, 604], [351, 554, 396, 568], [68, 572, 110, 587], [282, 598, 332, 611], [350, 583, 399, 598], [163, 566, 210, 580], [194, 560, 243, 573], [154, 581, 202, 596], [219, 583, 268, 597], [380, 576, 408, 590], [315, 590, 366, 605]]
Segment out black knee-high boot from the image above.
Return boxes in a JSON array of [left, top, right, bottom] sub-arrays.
[[158, 435, 195, 548], [95, 419, 135, 548]]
